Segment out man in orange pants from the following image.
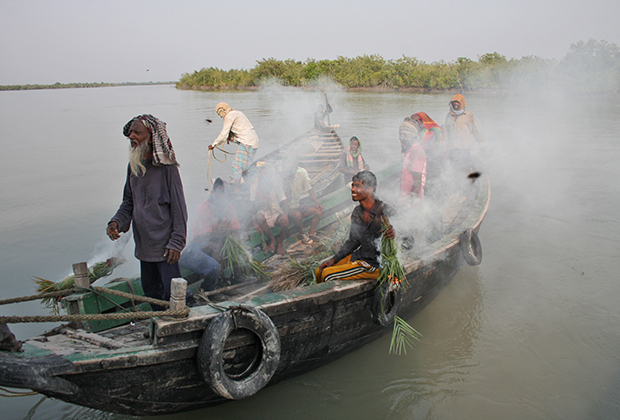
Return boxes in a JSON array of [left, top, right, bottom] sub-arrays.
[[316, 171, 395, 283]]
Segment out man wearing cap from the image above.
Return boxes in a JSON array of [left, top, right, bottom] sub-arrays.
[[444, 94, 483, 172], [107, 114, 188, 310], [209, 103, 260, 191]]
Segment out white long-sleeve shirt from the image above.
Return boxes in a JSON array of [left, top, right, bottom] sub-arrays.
[[212, 110, 260, 149]]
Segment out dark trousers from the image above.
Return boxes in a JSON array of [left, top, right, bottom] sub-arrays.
[[140, 260, 182, 311]]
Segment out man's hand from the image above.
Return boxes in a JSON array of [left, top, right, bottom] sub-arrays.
[[164, 248, 181, 265], [384, 225, 395, 240], [106, 221, 120, 240], [319, 257, 335, 273], [208, 145, 215, 151]]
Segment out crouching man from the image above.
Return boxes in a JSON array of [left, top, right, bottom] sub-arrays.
[[316, 171, 394, 282]]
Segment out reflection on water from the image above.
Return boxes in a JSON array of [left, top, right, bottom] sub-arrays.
[[1, 87, 620, 419]]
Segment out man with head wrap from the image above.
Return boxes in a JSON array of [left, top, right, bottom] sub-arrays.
[[107, 114, 188, 310], [209, 103, 259, 191], [444, 94, 484, 172]]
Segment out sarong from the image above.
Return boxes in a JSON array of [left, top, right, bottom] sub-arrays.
[[232, 144, 257, 179]]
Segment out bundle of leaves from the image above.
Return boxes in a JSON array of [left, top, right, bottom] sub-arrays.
[[269, 256, 322, 292], [220, 234, 270, 282], [377, 216, 422, 355], [34, 258, 125, 312], [377, 216, 407, 288]]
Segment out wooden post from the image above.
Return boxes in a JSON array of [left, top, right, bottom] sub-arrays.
[[73, 262, 90, 289], [170, 278, 187, 312]]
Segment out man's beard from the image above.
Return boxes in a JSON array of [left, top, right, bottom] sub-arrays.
[[129, 142, 150, 177]]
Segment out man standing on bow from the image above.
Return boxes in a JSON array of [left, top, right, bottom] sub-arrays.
[[107, 114, 188, 310], [209, 103, 260, 191], [444, 94, 484, 173]]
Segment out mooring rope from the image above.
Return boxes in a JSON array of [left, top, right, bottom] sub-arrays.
[[0, 286, 190, 323]]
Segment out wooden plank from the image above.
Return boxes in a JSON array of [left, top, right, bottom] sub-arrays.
[[64, 330, 129, 350]]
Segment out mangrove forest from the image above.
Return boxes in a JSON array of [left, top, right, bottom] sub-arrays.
[[177, 39, 620, 94]]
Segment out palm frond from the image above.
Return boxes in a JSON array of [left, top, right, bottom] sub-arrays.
[[389, 315, 422, 355]]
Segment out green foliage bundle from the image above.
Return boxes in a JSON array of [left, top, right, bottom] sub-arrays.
[[377, 216, 407, 288], [34, 259, 125, 312], [220, 235, 270, 282]]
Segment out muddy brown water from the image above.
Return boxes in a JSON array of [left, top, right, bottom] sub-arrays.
[[1, 86, 619, 419]]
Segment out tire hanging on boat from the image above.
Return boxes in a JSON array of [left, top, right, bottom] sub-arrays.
[[371, 281, 402, 326], [197, 305, 280, 400], [459, 228, 483, 266]]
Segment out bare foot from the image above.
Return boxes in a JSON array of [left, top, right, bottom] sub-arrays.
[[266, 239, 276, 253], [276, 243, 285, 255]]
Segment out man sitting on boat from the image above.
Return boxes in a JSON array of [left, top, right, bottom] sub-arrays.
[[280, 156, 324, 245], [338, 136, 370, 185], [107, 114, 188, 310], [249, 162, 290, 255], [179, 178, 240, 291], [209, 102, 260, 193], [316, 170, 395, 282]]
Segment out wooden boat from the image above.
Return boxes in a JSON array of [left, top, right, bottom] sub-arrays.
[[0, 159, 490, 416], [254, 128, 345, 198]]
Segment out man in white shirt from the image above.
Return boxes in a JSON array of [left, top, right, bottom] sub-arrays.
[[209, 102, 260, 191]]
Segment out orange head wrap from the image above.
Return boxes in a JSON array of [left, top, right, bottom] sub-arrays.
[[450, 94, 466, 109]]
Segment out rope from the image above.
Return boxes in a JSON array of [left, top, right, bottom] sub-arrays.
[[0, 285, 191, 323], [87, 286, 171, 308], [206, 146, 232, 191], [0, 307, 189, 324], [0, 290, 73, 306]]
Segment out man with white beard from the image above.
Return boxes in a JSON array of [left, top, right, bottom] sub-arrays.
[[107, 114, 188, 310]]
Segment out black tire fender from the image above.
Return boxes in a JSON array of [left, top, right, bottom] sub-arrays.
[[460, 228, 483, 266], [197, 306, 280, 400], [371, 281, 402, 326]]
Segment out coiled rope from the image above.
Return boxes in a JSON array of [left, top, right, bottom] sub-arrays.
[[206, 146, 233, 191]]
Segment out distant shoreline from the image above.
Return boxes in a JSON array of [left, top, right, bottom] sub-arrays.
[[0, 81, 175, 91]]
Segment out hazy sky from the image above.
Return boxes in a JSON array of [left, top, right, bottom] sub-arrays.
[[1, 0, 619, 85]]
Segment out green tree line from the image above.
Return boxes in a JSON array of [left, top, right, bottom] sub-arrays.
[[0, 81, 172, 91], [177, 39, 620, 94]]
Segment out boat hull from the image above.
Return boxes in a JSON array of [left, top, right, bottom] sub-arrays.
[[0, 171, 490, 416]]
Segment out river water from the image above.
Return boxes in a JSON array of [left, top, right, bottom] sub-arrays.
[[1, 85, 619, 420]]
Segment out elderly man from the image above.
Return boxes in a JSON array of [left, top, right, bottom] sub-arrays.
[[444, 94, 484, 172], [316, 171, 395, 283], [107, 114, 188, 310], [209, 103, 259, 191]]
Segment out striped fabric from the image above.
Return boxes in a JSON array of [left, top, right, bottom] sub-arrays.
[[123, 114, 178, 166], [315, 255, 380, 283], [232, 143, 257, 179]]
